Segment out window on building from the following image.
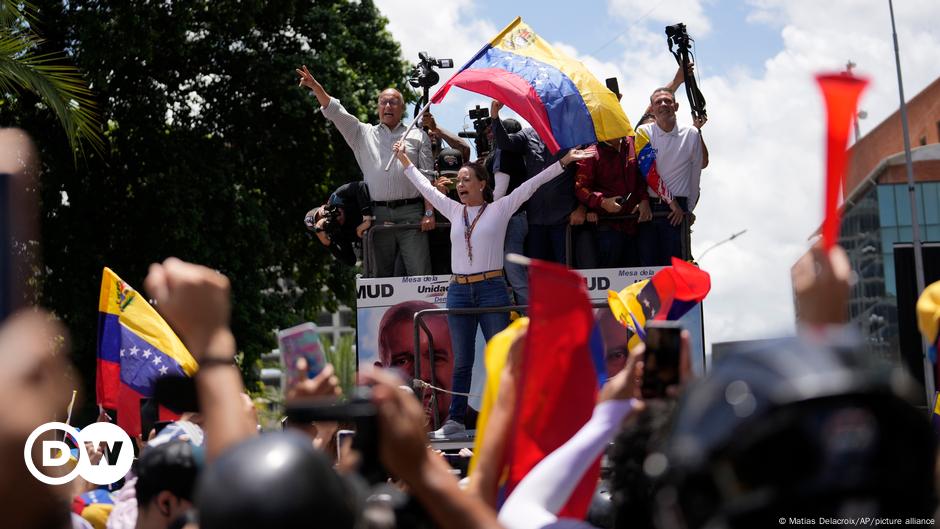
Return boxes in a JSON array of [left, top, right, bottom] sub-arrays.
[[920, 136, 927, 146]]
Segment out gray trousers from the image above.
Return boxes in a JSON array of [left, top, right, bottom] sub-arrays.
[[372, 203, 431, 277]]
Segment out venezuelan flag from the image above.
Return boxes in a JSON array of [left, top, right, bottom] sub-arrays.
[[502, 260, 606, 518], [635, 126, 673, 202], [431, 17, 632, 153], [97, 267, 198, 437], [608, 258, 710, 349]]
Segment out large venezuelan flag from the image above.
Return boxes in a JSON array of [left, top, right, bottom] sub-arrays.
[[97, 267, 198, 436], [431, 17, 632, 153], [503, 259, 606, 518], [608, 258, 711, 349]]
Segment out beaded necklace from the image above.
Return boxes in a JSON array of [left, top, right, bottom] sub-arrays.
[[462, 203, 488, 264]]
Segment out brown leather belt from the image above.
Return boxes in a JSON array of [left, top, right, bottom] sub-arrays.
[[451, 269, 503, 284]]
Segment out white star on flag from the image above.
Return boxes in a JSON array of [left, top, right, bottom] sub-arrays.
[[120, 349, 126, 357], [152, 356, 162, 366], [142, 349, 152, 359], [129, 345, 139, 356], [159, 365, 168, 375]]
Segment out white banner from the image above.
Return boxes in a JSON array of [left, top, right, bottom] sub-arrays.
[[355, 266, 706, 391]]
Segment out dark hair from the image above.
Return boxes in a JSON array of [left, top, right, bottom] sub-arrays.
[[461, 162, 494, 202], [649, 87, 676, 103], [136, 440, 199, 507], [502, 118, 522, 134]]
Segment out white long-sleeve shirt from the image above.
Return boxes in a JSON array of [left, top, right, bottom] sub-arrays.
[[321, 97, 434, 201], [498, 399, 638, 529], [403, 162, 565, 275]]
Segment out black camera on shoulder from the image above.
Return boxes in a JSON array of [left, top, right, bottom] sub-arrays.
[[458, 104, 492, 157]]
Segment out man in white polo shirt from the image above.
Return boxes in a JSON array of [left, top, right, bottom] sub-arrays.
[[636, 86, 704, 265]]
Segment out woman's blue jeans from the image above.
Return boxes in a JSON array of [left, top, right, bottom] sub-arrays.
[[446, 276, 511, 424]]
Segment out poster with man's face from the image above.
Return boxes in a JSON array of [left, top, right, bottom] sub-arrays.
[[355, 267, 706, 426]]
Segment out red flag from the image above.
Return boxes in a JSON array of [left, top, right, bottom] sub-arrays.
[[816, 73, 868, 250], [503, 259, 606, 518]]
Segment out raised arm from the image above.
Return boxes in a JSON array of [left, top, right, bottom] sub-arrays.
[[498, 350, 644, 529], [424, 112, 472, 161], [394, 141, 458, 220], [490, 100, 527, 153], [297, 64, 366, 149], [368, 369, 505, 529], [296, 65, 331, 108], [499, 148, 593, 215], [144, 258, 257, 462]]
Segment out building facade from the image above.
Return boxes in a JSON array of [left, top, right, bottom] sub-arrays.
[[837, 76, 940, 369]]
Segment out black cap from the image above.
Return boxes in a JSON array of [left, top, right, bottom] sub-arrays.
[[437, 148, 463, 175]]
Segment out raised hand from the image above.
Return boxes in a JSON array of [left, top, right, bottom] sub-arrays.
[[392, 140, 412, 167], [560, 147, 595, 166], [143, 258, 231, 361]]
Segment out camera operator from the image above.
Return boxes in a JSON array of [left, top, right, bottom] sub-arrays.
[[304, 181, 374, 267]]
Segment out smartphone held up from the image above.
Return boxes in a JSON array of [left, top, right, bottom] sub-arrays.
[[641, 321, 682, 399], [277, 322, 327, 389]]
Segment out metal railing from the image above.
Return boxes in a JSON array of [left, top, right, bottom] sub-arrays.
[[363, 222, 452, 278], [412, 301, 610, 430], [362, 211, 692, 277], [564, 211, 692, 267]]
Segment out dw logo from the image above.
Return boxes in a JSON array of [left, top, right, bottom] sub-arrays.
[[24, 422, 134, 485]]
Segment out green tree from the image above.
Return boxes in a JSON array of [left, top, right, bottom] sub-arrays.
[[2, 0, 408, 414], [0, 0, 101, 156]]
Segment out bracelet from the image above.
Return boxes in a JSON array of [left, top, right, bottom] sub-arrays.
[[198, 356, 237, 370]]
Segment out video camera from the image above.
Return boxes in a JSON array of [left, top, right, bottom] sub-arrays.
[[285, 389, 385, 484], [409, 52, 453, 117], [665, 23, 692, 51], [665, 22, 707, 119], [458, 105, 492, 157]]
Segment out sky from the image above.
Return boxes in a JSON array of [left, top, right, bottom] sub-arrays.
[[369, 0, 940, 352]]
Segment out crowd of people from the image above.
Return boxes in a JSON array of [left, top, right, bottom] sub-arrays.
[[5, 241, 939, 529], [297, 61, 708, 288], [3, 39, 939, 529]]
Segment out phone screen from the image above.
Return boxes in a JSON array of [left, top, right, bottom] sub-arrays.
[[336, 429, 355, 462], [641, 321, 682, 399], [278, 322, 326, 389]]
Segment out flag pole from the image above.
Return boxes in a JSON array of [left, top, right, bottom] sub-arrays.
[[383, 100, 433, 171], [383, 17, 522, 171]]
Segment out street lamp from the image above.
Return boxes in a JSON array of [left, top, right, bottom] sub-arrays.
[[697, 229, 747, 261]]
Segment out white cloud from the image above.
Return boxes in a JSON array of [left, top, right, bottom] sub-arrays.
[[371, 0, 940, 353], [607, 0, 713, 36]]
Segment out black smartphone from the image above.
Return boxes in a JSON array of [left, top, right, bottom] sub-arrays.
[[641, 321, 682, 399]]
